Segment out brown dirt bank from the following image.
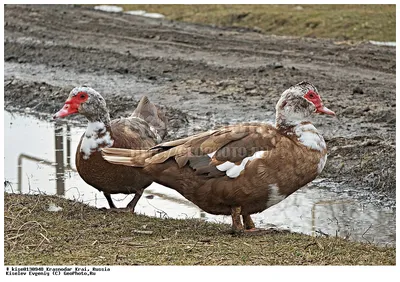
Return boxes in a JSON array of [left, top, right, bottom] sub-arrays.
[[4, 5, 396, 202]]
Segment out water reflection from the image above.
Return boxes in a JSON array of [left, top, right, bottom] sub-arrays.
[[17, 122, 74, 195], [4, 110, 396, 246]]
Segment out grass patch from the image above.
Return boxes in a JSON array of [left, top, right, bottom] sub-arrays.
[[93, 4, 395, 42], [4, 193, 395, 265]]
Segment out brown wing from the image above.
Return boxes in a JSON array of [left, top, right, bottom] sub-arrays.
[[103, 123, 282, 178], [145, 130, 218, 166], [102, 129, 217, 167], [211, 124, 279, 163], [145, 123, 281, 177]]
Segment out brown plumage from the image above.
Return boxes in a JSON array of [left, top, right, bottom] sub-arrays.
[[54, 86, 167, 212], [102, 81, 335, 231]]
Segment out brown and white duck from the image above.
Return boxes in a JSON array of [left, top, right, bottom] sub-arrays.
[[53, 86, 167, 212], [102, 81, 335, 231]]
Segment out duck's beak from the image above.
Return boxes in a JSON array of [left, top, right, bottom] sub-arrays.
[[53, 100, 79, 119], [316, 105, 335, 116]]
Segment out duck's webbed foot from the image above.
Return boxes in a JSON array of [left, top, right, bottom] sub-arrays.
[[99, 191, 143, 213], [242, 214, 277, 235], [243, 214, 256, 230], [104, 192, 117, 209], [99, 207, 133, 213]]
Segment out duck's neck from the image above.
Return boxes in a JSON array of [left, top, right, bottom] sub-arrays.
[[275, 105, 309, 128], [87, 112, 111, 127], [80, 113, 114, 160]]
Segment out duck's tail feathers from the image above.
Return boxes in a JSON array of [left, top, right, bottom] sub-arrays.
[[132, 96, 168, 140], [101, 148, 153, 167]]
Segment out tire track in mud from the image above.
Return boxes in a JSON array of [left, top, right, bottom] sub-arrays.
[[4, 5, 395, 74]]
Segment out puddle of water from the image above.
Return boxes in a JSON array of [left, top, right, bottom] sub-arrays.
[[93, 5, 165, 18], [369, 41, 396, 47], [94, 5, 124, 13], [3, 111, 395, 246]]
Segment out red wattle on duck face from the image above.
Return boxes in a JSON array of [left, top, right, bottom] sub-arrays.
[[53, 91, 89, 119], [53, 101, 79, 119], [304, 90, 335, 116]]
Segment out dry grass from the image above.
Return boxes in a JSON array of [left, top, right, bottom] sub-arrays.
[[90, 4, 395, 42], [4, 193, 395, 265]]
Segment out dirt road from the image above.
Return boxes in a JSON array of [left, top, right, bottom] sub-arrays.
[[4, 5, 396, 201]]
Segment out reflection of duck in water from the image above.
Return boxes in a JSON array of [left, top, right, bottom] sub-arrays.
[[54, 86, 167, 212], [102, 82, 335, 233]]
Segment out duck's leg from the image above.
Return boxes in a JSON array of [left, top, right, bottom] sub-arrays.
[[243, 214, 266, 233], [243, 214, 256, 230], [231, 206, 244, 233], [126, 189, 143, 213], [101, 192, 135, 213], [104, 193, 117, 209]]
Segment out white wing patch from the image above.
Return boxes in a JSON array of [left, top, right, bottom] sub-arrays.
[[216, 161, 235, 171], [80, 121, 114, 160], [207, 151, 216, 158], [215, 151, 265, 178], [266, 184, 286, 208], [294, 123, 326, 151]]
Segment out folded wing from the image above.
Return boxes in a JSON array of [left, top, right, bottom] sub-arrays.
[[102, 123, 282, 179]]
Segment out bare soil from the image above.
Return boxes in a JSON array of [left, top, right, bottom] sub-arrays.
[[4, 5, 396, 201]]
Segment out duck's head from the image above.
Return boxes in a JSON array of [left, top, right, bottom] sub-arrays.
[[275, 81, 335, 126], [53, 86, 109, 122]]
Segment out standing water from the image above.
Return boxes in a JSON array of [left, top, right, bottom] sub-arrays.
[[4, 110, 395, 246]]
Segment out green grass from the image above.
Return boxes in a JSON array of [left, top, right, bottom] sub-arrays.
[[4, 193, 395, 265], [93, 4, 395, 42]]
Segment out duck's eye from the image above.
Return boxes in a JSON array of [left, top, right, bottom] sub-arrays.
[[305, 90, 318, 100], [76, 91, 87, 100]]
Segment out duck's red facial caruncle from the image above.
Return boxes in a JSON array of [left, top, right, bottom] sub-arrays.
[[53, 91, 89, 119], [303, 90, 335, 116]]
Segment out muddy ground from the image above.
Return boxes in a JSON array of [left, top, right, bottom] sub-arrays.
[[4, 5, 396, 202]]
